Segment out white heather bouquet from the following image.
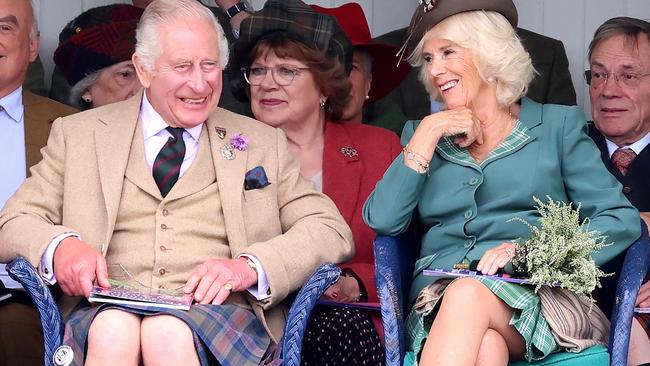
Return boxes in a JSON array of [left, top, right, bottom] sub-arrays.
[[510, 197, 611, 300]]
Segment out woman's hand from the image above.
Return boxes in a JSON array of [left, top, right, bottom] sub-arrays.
[[322, 275, 362, 303], [636, 281, 650, 308], [476, 242, 517, 275]]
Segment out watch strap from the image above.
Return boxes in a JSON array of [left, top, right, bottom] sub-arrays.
[[226, 2, 247, 19]]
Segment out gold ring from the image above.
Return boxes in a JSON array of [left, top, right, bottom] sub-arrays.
[[223, 283, 233, 292]]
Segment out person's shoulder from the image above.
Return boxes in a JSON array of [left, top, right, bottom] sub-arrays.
[[22, 90, 77, 117], [516, 27, 563, 47], [210, 107, 279, 144], [343, 122, 399, 141]]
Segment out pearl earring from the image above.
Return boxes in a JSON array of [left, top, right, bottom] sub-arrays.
[[319, 100, 326, 108], [487, 76, 496, 83], [365, 95, 370, 100]]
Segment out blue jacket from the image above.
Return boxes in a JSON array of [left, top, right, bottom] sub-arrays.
[[363, 97, 641, 302]]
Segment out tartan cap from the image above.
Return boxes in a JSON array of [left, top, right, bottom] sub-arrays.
[[401, 0, 518, 60], [53, 4, 143, 86], [233, 0, 352, 73]]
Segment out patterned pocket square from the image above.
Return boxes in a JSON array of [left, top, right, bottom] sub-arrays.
[[244, 166, 271, 190]]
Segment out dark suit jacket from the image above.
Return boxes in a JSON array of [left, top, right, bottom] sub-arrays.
[[367, 27, 577, 135], [323, 122, 401, 302], [588, 123, 649, 317]]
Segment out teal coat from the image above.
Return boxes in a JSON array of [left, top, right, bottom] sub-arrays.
[[363, 97, 641, 302]]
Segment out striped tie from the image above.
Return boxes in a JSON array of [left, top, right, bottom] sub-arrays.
[[153, 127, 186, 197]]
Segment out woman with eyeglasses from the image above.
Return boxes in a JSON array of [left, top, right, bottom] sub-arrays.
[[230, 1, 401, 364]]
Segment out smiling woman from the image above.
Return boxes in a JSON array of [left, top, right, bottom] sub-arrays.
[[52, 4, 143, 110]]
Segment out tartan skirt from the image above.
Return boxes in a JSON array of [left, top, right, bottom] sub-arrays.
[[405, 278, 559, 365], [62, 302, 281, 366]]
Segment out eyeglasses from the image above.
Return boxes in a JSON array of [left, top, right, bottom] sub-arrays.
[[584, 69, 650, 88], [241, 65, 310, 86]]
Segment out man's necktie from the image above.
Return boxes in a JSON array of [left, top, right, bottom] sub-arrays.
[[153, 127, 186, 197], [611, 147, 637, 176]]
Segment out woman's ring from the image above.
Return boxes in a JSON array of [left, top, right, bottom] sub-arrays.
[[505, 248, 515, 256], [223, 283, 233, 292]]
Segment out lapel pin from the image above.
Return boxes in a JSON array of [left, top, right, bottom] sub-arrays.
[[340, 146, 358, 158], [220, 144, 235, 160], [215, 126, 227, 140]]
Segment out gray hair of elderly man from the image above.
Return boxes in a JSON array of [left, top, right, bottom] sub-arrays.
[[25, 0, 39, 39], [135, 0, 229, 72], [588, 16, 650, 61]]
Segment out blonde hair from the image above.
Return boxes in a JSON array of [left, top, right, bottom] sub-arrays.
[[135, 0, 229, 72], [409, 10, 535, 107]]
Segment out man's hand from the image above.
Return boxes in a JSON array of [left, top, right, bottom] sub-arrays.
[[53, 237, 109, 297], [636, 281, 650, 308], [322, 275, 361, 303], [476, 242, 517, 275], [184, 258, 257, 305]]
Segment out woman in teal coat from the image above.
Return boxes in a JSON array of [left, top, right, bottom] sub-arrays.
[[362, 0, 641, 365]]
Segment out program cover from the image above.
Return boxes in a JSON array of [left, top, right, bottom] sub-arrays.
[[423, 268, 538, 285], [89, 286, 193, 311]]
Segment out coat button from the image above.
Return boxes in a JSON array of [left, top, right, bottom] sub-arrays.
[[160, 245, 167, 251], [162, 209, 169, 216], [160, 224, 167, 230], [159, 268, 166, 275], [464, 237, 475, 248], [623, 186, 632, 194], [464, 210, 473, 219], [469, 178, 479, 185]]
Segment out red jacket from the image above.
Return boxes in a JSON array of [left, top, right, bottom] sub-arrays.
[[323, 122, 402, 302]]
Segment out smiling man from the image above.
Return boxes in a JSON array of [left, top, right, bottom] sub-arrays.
[[0, 0, 353, 365], [586, 17, 650, 366]]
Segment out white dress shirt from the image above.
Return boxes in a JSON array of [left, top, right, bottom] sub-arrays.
[[605, 131, 650, 158], [41, 93, 270, 300], [0, 87, 26, 289]]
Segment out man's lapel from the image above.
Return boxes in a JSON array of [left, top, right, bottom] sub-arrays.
[[94, 93, 142, 240], [206, 108, 249, 254]]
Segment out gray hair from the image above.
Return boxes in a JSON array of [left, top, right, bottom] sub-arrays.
[[409, 10, 535, 107], [135, 0, 229, 73], [588, 17, 650, 61], [69, 71, 100, 110], [27, 0, 39, 39]]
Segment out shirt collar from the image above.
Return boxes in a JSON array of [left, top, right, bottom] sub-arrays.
[[605, 131, 650, 157], [139, 92, 203, 141], [0, 86, 25, 123]]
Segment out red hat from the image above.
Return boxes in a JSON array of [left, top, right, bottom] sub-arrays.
[[53, 5, 144, 86], [310, 3, 410, 103]]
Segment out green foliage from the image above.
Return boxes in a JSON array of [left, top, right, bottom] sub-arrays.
[[510, 196, 611, 299]]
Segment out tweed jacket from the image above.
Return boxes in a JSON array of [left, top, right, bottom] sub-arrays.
[[363, 97, 641, 302], [22, 90, 77, 171], [323, 122, 401, 302], [367, 27, 577, 135], [0, 92, 354, 342]]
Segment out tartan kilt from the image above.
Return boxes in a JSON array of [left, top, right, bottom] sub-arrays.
[[61, 302, 281, 366], [405, 277, 558, 365]]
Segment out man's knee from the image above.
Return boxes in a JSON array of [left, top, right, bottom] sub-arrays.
[[140, 315, 195, 356], [88, 309, 141, 348]]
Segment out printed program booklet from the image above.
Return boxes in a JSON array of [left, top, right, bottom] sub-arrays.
[[423, 268, 542, 285], [89, 286, 193, 311]]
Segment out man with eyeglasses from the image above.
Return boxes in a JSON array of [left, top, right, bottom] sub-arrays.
[[586, 16, 650, 366]]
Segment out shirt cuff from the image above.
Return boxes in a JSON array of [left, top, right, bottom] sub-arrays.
[[40, 232, 80, 284], [239, 254, 270, 300]]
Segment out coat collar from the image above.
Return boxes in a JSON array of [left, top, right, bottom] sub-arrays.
[[322, 122, 361, 224]]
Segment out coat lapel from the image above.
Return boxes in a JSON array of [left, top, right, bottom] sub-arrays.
[[206, 108, 249, 256], [322, 123, 361, 224], [95, 93, 143, 241]]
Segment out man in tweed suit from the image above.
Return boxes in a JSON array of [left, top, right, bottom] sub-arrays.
[[0, 0, 353, 364]]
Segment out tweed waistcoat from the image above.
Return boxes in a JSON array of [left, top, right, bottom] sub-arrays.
[[106, 122, 245, 305]]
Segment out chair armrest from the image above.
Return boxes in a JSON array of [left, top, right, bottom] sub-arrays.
[[281, 263, 341, 366], [375, 234, 417, 366], [6, 257, 64, 366], [610, 221, 650, 366]]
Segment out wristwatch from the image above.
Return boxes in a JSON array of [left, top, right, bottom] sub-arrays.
[[225, 2, 247, 19]]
